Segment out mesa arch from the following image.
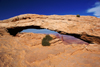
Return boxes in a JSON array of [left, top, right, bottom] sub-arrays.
[[0, 14, 100, 44]]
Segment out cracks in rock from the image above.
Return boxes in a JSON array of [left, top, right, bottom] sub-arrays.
[[30, 46, 90, 64], [30, 50, 67, 64], [70, 44, 98, 55], [11, 16, 31, 22], [70, 47, 87, 55]]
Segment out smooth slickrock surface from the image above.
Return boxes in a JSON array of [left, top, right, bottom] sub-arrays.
[[0, 33, 100, 67]]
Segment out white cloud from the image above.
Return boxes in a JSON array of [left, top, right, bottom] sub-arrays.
[[87, 2, 100, 18], [95, 2, 100, 6]]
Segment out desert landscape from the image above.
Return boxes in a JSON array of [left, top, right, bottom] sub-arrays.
[[0, 14, 100, 67]]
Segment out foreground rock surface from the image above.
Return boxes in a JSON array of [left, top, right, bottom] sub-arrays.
[[0, 33, 100, 67]]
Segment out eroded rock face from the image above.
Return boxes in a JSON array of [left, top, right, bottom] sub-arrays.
[[0, 14, 100, 44], [0, 14, 100, 36], [0, 33, 100, 67], [81, 32, 100, 44], [0, 27, 10, 36]]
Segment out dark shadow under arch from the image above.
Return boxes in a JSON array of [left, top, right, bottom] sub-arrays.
[[7, 25, 44, 36]]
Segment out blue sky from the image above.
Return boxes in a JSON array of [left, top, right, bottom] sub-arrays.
[[0, 0, 100, 20], [22, 29, 58, 34]]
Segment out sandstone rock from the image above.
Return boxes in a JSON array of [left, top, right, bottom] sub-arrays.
[[0, 14, 100, 44], [0, 27, 10, 36], [0, 14, 100, 67], [0, 14, 99, 36], [81, 32, 100, 44], [0, 33, 100, 67]]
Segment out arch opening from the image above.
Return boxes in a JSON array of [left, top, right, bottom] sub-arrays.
[[7, 26, 96, 45], [21, 28, 58, 34], [20, 28, 89, 45]]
